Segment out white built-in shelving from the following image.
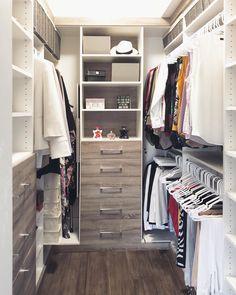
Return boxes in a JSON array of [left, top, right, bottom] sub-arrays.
[[80, 26, 143, 141], [12, 0, 33, 158], [224, 0, 236, 293]]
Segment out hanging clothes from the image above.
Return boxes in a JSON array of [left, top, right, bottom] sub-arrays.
[[164, 62, 179, 132], [34, 56, 72, 159], [149, 60, 168, 129], [56, 70, 77, 239], [190, 33, 223, 145]]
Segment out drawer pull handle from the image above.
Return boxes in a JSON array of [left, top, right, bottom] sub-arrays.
[[100, 149, 123, 155], [100, 166, 122, 173], [99, 231, 122, 239], [100, 208, 122, 215], [20, 183, 30, 188], [100, 186, 122, 193], [19, 233, 30, 238], [13, 253, 19, 257], [19, 269, 30, 273]]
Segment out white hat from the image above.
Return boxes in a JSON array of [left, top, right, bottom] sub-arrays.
[[110, 40, 139, 55]]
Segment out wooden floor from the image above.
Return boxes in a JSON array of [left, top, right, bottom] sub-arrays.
[[37, 249, 186, 295]]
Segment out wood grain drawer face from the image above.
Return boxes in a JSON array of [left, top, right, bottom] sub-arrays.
[[81, 176, 141, 199], [13, 190, 36, 253], [13, 155, 36, 198], [13, 226, 36, 281], [80, 219, 141, 245], [81, 198, 141, 220], [13, 242, 36, 295], [81, 141, 141, 159], [81, 159, 141, 177]]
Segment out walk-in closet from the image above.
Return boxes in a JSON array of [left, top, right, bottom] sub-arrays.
[[0, 0, 236, 294]]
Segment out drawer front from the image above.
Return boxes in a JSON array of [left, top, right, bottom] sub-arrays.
[[13, 154, 36, 198], [81, 141, 141, 159], [81, 176, 141, 199], [13, 190, 36, 254], [81, 197, 141, 220], [80, 219, 141, 245], [13, 226, 36, 281], [13, 242, 36, 295], [81, 159, 141, 177]]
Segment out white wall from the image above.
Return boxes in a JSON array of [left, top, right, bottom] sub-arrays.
[[0, 1, 12, 294], [57, 32, 80, 114], [143, 29, 166, 165]]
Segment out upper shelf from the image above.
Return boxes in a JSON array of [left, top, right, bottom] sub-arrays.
[[164, 33, 183, 53], [82, 54, 142, 63], [184, 0, 224, 35], [12, 17, 32, 41]]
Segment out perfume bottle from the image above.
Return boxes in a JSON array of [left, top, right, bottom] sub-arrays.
[[93, 126, 103, 139], [119, 126, 129, 139], [107, 130, 116, 140]]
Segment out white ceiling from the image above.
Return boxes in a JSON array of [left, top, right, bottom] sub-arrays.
[[45, 0, 182, 18]]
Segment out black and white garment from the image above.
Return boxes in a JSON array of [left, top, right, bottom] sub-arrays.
[[176, 208, 187, 268]]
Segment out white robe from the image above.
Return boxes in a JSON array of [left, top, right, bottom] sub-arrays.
[[34, 56, 72, 159]]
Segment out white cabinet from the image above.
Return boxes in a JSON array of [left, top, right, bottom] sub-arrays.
[[224, 0, 236, 293]]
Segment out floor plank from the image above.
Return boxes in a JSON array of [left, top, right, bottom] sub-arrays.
[[37, 249, 186, 295]]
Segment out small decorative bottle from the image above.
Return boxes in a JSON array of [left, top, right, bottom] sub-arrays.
[[107, 130, 116, 140], [93, 126, 103, 139], [119, 126, 129, 139]]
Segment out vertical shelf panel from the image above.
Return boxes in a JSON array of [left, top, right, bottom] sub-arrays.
[[224, 1, 236, 293]]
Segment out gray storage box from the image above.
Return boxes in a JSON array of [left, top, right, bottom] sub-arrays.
[[83, 36, 111, 54], [112, 63, 139, 81]]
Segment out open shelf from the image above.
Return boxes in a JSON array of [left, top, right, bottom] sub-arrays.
[[226, 276, 236, 293], [44, 232, 80, 246], [81, 137, 141, 142], [226, 234, 236, 248], [226, 15, 236, 26], [12, 65, 32, 79], [185, 150, 223, 174], [225, 151, 236, 158], [82, 109, 141, 112], [225, 106, 236, 111], [184, 0, 224, 35], [228, 192, 236, 202], [225, 61, 236, 69], [82, 81, 141, 87], [12, 112, 32, 117], [82, 54, 142, 62], [12, 17, 32, 41], [12, 152, 34, 166]]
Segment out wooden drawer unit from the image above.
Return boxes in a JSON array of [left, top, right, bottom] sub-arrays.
[[81, 141, 141, 159], [80, 219, 141, 245], [13, 155, 36, 293], [80, 141, 142, 246], [81, 158, 141, 177]]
